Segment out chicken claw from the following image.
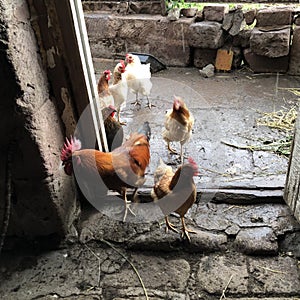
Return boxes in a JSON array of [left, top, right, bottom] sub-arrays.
[[180, 217, 197, 242], [131, 100, 142, 108], [165, 216, 179, 234], [167, 142, 177, 154], [146, 97, 155, 109]]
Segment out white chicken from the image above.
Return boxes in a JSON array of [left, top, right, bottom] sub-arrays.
[[125, 53, 153, 109], [109, 60, 128, 125], [162, 96, 194, 164]]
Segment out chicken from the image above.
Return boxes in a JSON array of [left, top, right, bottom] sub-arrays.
[[162, 96, 194, 164], [102, 105, 124, 151], [151, 157, 198, 242], [97, 69, 114, 108], [125, 53, 153, 109], [61, 122, 151, 222], [109, 60, 128, 125]]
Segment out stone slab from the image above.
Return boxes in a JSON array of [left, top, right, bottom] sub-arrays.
[[243, 48, 289, 73], [203, 4, 229, 22], [188, 21, 225, 49], [197, 254, 249, 295], [256, 8, 293, 27], [248, 256, 300, 295], [234, 226, 278, 255], [250, 27, 291, 58]]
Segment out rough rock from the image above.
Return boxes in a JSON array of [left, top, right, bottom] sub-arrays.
[[250, 27, 290, 58], [188, 21, 225, 49], [199, 64, 215, 78], [222, 12, 234, 31], [203, 5, 229, 22], [234, 227, 278, 255], [256, 8, 293, 27], [288, 26, 300, 75], [248, 256, 300, 295], [193, 48, 217, 68], [244, 8, 257, 25], [295, 15, 300, 26], [232, 29, 251, 47], [243, 48, 289, 73], [229, 9, 244, 36], [279, 232, 300, 258], [197, 254, 248, 295]]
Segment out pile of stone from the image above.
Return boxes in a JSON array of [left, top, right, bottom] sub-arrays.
[[188, 5, 300, 75]]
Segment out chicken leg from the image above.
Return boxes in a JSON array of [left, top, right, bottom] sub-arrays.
[[117, 107, 126, 125], [131, 93, 141, 108], [180, 217, 197, 242], [121, 188, 136, 222]]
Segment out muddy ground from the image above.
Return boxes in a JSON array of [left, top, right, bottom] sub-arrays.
[[0, 67, 300, 299]]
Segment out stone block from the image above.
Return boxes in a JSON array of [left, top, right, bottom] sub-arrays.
[[250, 28, 290, 58], [243, 48, 289, 73], [234, 227, 278, 255], [188, 21, 225, 49], [232, 29, 251, 48], [256, 8, 293, 27], [288, 26, 300, 75], [244, 8, 257, 26], [203, 4, 229, 22], [193, 48, 217, 68], [197, 255, 248, 295], [248, 256, 300, 295]]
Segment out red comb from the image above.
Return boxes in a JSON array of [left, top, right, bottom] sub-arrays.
[[104, 69, 111, 74], [60, 136, 81, 162], [120, 60, 125, 68], [188, 157, 199, 175]]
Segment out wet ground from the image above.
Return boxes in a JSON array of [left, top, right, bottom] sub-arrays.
[[0, 66, 300, 299]]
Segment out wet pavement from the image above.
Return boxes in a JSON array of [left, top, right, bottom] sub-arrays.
[[0, 66, 300, 299]]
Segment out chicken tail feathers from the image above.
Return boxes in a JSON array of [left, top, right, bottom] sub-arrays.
[[138, 121, 151, 141]]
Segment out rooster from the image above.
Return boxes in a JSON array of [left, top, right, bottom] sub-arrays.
[[61, 122, 151, 222], [151, 157, 198, 242], [109, 60, 128, 125], [97, 69, 114, 108], [162, 96, 194, 164], [102, 105, 124, 151], [125, 53, 153, 109]]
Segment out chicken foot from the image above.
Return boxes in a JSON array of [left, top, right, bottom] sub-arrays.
[[146, 96, 155, 109], [180, 217, 197, 242], [165, 216, 179, 233]]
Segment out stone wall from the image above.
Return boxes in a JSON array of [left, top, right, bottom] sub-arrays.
[[85, 4, 300, 74], [0, 0, 77, 246]]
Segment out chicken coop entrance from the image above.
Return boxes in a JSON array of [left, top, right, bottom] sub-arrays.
[[25, 0, 300, 239]]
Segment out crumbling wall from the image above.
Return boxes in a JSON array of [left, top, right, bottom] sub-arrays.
[[85, 4, 300, 75], [0, 0, 77, 245]]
